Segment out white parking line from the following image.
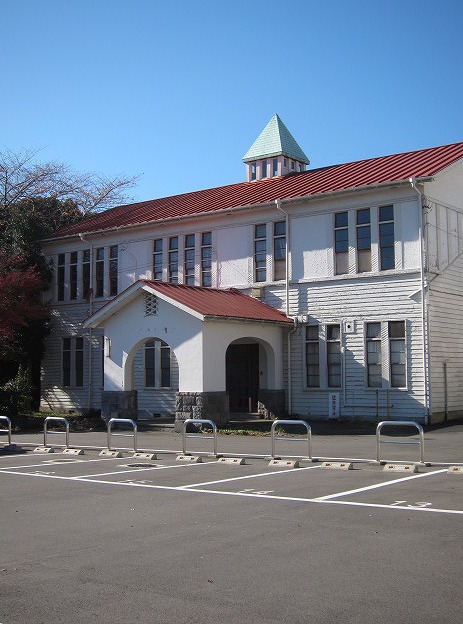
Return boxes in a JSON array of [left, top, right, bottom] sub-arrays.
[[70, 460, 217, 479], [1, 464, 461, 516], [313, 468, 447, 501], [179, 464, 320, 489]]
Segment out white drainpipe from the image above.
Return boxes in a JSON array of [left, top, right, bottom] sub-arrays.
[[275, 199, 296, 415], [409, 178, 430, 425], [79, 233, 94, 411]]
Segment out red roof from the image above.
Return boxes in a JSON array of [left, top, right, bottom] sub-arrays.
[[52, 141, 463, 238], [142, 281, 292, 324]]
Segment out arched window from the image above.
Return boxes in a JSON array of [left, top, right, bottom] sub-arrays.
[[145, 340, 171, 388]]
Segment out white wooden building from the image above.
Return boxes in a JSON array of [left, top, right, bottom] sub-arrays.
[[40, 115, 463, 425]]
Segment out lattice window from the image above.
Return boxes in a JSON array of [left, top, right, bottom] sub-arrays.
[[144, 292, 158, 316]]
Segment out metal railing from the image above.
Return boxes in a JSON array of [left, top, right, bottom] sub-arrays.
[[44, 417, 70, 448], [182, 419, 218, 456], [107, 418, 138, 452], [271, 420, 312, 460], [376, 421, 425, 464], [0, 416, 12, 446]]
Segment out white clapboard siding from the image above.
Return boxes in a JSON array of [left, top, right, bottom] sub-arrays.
[[40, 302, 104, 412], [281, 276, 427, 421], [428, 252, 463, 419]]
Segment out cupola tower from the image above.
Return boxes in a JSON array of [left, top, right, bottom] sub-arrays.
[[243, 114, 309, 182]]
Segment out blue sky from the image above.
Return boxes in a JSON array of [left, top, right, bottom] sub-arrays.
[[2, 0, 463, 204]]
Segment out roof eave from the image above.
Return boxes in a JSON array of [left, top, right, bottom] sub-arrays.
[[42, 176, 434, 243]]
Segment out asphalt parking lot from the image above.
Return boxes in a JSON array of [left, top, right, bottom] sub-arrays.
[[1, 423, 462, 624]]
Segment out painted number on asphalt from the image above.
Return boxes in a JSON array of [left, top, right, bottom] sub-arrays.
[[390, 500, 432, 508]]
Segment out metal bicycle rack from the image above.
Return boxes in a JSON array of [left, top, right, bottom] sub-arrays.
[[182, 419, 218, 456], [107, 418, 138, 452], [376, 420, 425, 464], [44, 417, 70, 448], [0, 416, 12, 446], [271, 420, 312, 460]]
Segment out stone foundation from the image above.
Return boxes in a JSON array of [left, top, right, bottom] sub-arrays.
[[175, 391, 229, 432], [257, 389, 286, 420], [101, 390, 138, 423]]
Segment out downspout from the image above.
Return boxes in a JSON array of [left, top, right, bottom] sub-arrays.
[[275, 199, 296, 415], [409, 178, 430, 424], [79, 233, 94, 412]]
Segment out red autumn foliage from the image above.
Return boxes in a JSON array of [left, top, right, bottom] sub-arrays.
[[0, 254, 48, 355]]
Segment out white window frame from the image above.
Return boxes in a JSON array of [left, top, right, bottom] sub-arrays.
[[364, 320, 407, 389]]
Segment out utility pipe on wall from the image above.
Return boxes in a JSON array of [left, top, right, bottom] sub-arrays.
[[275, 199, 295, 415], [409, 178, 430, 425], [79, 233, 94, 411]]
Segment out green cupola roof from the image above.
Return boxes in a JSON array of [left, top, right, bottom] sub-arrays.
[[243, 114, 309, 164]]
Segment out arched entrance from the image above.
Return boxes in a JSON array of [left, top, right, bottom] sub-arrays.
[[226, 338, 272, 413]]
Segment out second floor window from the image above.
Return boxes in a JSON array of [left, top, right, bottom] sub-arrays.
[[57, 253, 65, 301], [95, 248, 104, 297], [334, 212, 348, 275], [201, 232, 212, 287], [273, 221, 286, 281], [356, 208, 371, 273], [153, 239, 163, 280], [109, 245, 118, 296], [379, 205, 395, 270], [254, 224, 267, 282], [70, 252, 78, 300], [168, 237, 178, 284], [82, 250, 90, 299], [184, 234, 195, 285]]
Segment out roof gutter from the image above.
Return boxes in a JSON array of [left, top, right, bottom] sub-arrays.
[[41, 178, 433, 243]]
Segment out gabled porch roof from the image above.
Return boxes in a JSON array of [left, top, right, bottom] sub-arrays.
[[84, 280, 293, 328]]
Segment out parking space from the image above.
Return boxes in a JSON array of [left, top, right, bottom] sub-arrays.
[[1, 446, 462, 514], [1, 426, 462, 624]]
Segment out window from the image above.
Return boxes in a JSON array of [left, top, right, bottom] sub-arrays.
[[273, 220, 286, 280], [145, 340, 171, 388], [379, 205, 395, 270], [75, 337, 84, 386], [366, 321, 406, 388], [168, 237, 178, 284], [305, 325, 320, 387], [254, 224, 267, 282], [356, 209, 371, 272], [153, 239, 163, 280], [389, 321, 405, 387], [109, 245, 118, 296], [261, 160, 268, 178], [272, 159, 278, 177], [57, 253, 65, 301], [82, 249, 90, 299], [95, 247, 104, 297], [326, 324, 341, 387], [62, 337, 71, 386], [184, 234, 195, 285], [201, 232, 212, 287], [62, 337, 84, 387], [366, 322, 382, 387], [334, 212, 348, 275], [70, 252, 78, 300], [251, 163, 256, 181]]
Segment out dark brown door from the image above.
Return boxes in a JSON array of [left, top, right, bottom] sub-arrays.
[[226, 344, 259, 413]]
